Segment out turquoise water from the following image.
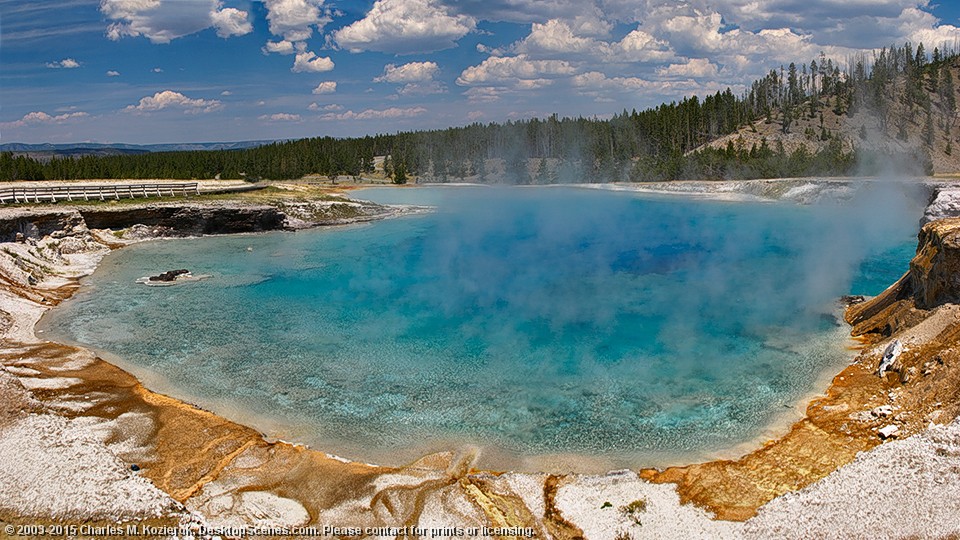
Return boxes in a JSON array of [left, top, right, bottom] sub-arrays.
[[43, 185, 922, 468]]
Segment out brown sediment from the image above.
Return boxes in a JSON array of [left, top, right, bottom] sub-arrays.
[[542, 476, 585, 540], [639, 362, 884, 520], [460, 477, 543, 535], [640, 218, 960, 521]]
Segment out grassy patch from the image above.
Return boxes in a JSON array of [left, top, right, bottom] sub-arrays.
[[620, 498, 648, 526]]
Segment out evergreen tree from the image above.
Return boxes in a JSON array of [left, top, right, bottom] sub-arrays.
[[535, 158, 549, 184], [383, 155, 393, 179], [393, 161, 407, 185]]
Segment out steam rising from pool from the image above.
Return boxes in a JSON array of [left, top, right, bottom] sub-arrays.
[[43, 185, 922, 467]]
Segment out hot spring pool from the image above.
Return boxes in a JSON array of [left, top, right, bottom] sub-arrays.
[[41, 185, 922, 469]]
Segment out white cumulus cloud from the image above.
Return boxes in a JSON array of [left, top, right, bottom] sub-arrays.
[[106, 70, 121, 77], [572, 70, 738, 103], [124, 90, 222, 114], [656, 58, 719, 78], [210, 5, 252, 38], [263, 0, 329, 42], [516, 19, 596, 55], [101, 0, 251, 43], [312, 81, 337, 94], [456, 55, 575, 86], [375, 61, 445, 94], [262, 40, 296, 55], [445, 1, 602, 26], [333, 0, 475, 54], [292, 49, 335, 73], [612, 28, 675, 62], [375, 61, 440, 83], [898, 7, 960, 50]]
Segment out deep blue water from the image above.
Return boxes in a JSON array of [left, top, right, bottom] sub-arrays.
[[42, 185, 922, 467]]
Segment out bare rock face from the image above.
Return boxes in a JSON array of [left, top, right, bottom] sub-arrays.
[[908, 217, 960, 309], [0, 210, 85, 242], [921, 187, 960, 225], [79, 205, 286, 235], [847, 218, 960, 336]]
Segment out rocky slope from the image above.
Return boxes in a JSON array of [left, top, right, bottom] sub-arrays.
[[701, 59, 960, 175]]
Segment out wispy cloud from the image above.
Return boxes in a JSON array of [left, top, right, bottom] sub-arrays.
[[320, 106, 427, 121], [2, 111, 89, 128], [259, 112, 302, 121], [46, 58, 80, 69], [309, 103, 343, 111]]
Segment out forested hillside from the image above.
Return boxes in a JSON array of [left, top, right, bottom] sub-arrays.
[[2, 42, 959, 183]]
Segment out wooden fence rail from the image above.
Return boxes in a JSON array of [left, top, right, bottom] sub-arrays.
[[0, 183, 200, 204]]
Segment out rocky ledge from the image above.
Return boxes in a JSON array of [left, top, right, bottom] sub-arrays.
[[79, 204, 286, 236], [0, 196, 413, 244]]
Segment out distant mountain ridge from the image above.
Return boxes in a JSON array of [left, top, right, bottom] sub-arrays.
[[0, 141, 276, 153]]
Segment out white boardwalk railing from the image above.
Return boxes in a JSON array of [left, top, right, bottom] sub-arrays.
[[0, 183, 200, 204]]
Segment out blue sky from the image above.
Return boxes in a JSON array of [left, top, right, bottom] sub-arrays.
[[2, 0, 960, 144]]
